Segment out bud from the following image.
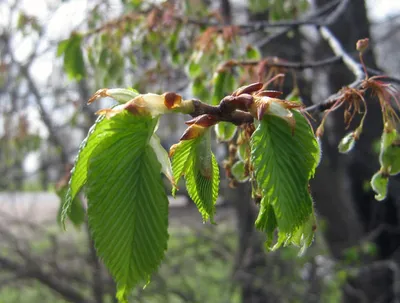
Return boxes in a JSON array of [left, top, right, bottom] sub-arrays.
[[338, 132, 356, 153], [232, 82, 263, 96], [180, 124, 207, 140], [88, 88, 139, 104], [356, 38, 369, 53]]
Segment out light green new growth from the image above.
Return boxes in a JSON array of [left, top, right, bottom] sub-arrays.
[[65, 111, 169, 302], [251, 110, 319, 250], [171, 130, 219, 223]]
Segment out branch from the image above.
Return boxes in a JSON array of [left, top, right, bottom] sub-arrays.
[[190, 99, 254, 125], [256, 0, 343, 46], [303, 25, 364, 113], [1, 34, 70, 165], [0, 256, 90, 303], [226, 55, 342, 70]]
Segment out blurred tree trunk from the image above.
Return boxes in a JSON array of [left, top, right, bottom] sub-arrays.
[[311, 1, 400, 302]]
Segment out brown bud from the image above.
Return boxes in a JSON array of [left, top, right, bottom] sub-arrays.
[[254, 90, 282, 98], [88, 88, 109, 104], [185, 114, 218, 127], [232, 82, 263, 96], [230, 94, 254, 111], [180, 124, 206, 141]]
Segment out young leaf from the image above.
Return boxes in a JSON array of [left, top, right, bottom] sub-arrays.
[[245, 45, 261, 60], [237, 142, 250, 162], [185, 151, 219, 223], [251, 110, 319, 235], [380, 129, 400, 175], [85, 112, 168, 302], [215, 122, 237, 142], [62, 115, 110, 226], [338, 132, 356, 153], [149, 133, 174, 185], [211, 70, 235, 105], [255, 197, 277, 249], [170, 139, 197, 194], [231, 161, 249, 183], [56, 186, 85, 229], [59, 34, 86, 80], [171, 131, 219, 223], [371, 171, 389, 201]]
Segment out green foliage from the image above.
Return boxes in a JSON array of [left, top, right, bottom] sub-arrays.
[[64, 111, 170, 301], [371, 171, 388, 201], [371, 128, 400, 200], [56, 186, 85, 228], [248, 0, 309, 20], [338, 132, 356, 153], [379, 128, 400, 175], [251, 110, 320, 250], [62, 115, 109, 225], [215, 122, 237, 142], [211, 70, 236, 106], [57, 34, 86, 80], [231, 161, 249, 183], [171, 131, 219, 223]]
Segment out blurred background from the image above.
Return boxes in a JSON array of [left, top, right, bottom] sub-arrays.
[[1, 0, 400, 302]]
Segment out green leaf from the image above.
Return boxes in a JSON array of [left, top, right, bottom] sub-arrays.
[[188, 60, 202, 78], [171, 139, 197, 195], [211, 70, 235, 105], [57, 39, 69, 57], [380, 129, 400, 175], [56, 186, 85, 229], [60, 34, 86, 80], [338, 132, 356, 153], [245, 45, 261, 60], [251, 110, 319, 235], [171, 131, 219, 222], [62, 115, 110, 226], [255, 197, 277, 248], [371, 171, 388, 201], [231, 161, 249, 183], [215, 122, 237, 142], [149, 133, 173, 184], [192, 77, 211, 101], [185, 150, 219, 223], [237, 142, 250, 162], [85, 112, 168, 301]]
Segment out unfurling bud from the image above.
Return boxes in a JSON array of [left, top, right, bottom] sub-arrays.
[[163, 92, 182, 109], [91, 88, 185, 118], [88, 88, 139, 104], [180, 124, 207, 140], [185, 114, 218, 127], [232, 82, 263, 96], [356, 38, 369, 53], [251, 96, 299, 133]]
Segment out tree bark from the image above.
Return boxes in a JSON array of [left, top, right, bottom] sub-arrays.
[[311, 1, 400, 302]]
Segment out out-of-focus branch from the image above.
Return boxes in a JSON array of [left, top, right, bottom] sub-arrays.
[[1, 34, 70, 165], [256, 0, 343, 46], [0, 256, 89, 303], [303, 25, 364, 113], [225, 55, 342, 70]]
